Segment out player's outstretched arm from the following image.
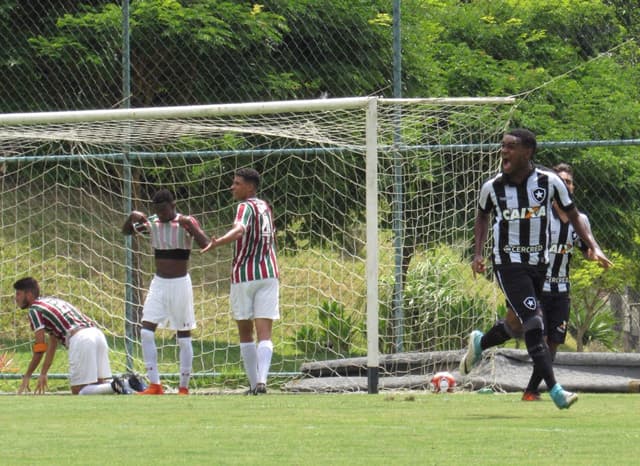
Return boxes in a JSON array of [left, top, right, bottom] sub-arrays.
[[201, 235, 217, 253], [201, 224, 245, 253], [18, 330, 47, 394], [34, 337, 57, 395], [568, 208, 612, 268], [471, 210, 489, 278]]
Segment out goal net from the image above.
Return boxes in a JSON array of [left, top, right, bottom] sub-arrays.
[[0, 97, 514, 392]]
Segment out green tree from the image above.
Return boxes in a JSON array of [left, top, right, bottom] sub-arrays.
[[380, 245, 498, 352], [4, 0, 640, 312], [570, 253, 636, 351], [398, 0, 640, 285], [23, 0, 391, 108], [0, 1, 113, 112]]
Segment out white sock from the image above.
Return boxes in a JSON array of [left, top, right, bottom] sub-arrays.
[[78, 383, 115, 395], [257, 340, 274, 385], [141, 328, 160, 384], [178, 337, 193, 389], [240, 342, 258, 389]]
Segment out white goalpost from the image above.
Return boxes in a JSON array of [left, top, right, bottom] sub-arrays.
[[0, 96, 515, 393]]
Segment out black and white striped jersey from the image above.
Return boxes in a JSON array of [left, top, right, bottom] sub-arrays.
[[543, 209, 589, 294], [478, 166, 574, 267]]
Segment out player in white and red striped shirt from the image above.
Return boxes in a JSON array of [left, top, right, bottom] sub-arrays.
[[123, 189, 210, 395], [14, 277, 130, 395], [203, 168, 279, 395]]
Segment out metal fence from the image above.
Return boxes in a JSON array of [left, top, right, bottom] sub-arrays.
[[1, 0, 639, 352]]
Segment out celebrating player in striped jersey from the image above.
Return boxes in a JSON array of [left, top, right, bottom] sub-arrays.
[[14, 277, 131, 395], [122, 189, 210, 395], [521, 163, 608, 401], [460, 128, 612, 409], [203, 168, 279, 395]]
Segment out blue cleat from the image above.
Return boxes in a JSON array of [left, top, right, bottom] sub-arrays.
[[550, 383, 578, 409], [459, 330, 484, 375]]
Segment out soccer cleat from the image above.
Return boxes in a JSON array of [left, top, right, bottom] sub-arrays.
[[127, 373, 147, 393], [244, 386, 257, 396], [136, 383, 164, 395], [111, 376, 131, 395], [550, 383, 578, 409], [178, 387, 189, 395], [255, 383, 267, 395], [522, 391, 542, 401], [459, 330, 484, 375]]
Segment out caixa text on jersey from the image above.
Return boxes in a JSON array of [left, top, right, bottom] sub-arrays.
[[500, 206, 546, 220]]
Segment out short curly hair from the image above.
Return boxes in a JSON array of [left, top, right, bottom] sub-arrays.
[[506, 128, 537, 157], [13, 277, 40, 297], [235, 168, 260, 189], [151, 188, 175, 204]]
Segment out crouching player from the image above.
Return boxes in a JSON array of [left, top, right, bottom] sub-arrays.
[[14, 277, 142, 395]]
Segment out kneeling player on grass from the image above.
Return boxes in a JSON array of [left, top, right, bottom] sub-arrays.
[[14, 277, 143, 395]]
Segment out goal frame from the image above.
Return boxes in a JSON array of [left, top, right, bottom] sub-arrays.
[[0, 96, 515, 393]]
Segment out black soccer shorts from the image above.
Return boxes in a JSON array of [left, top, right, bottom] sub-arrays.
[[494, 263, 547, 325], [541, 293, 570, 344]]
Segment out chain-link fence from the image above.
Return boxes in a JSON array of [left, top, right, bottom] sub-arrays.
[[1, 0, 640, 354]]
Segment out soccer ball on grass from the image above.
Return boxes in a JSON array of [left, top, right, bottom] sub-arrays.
[[430, 371, 456, 393]]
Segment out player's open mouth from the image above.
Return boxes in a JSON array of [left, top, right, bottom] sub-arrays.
[[502, 157, 511, 171]]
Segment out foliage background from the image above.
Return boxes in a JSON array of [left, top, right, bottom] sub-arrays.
[[1, 0, 639, 362]]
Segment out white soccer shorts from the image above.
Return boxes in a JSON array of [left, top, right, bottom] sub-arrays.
[[142, 274, 196, 330], [68, 327, 112, 386], [230, 278, 280, 321]]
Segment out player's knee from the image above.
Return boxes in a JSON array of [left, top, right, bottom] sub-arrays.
[[141, 328, 155, 343], [257, 340, 273, 350], [141, 321, 157, 332], [504, 320, 523, 339], [522, 313, 543, 332]]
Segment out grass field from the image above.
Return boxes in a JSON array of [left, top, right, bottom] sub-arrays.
[[3, 392, 639, 465]]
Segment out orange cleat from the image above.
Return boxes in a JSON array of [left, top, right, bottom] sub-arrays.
[[136, 383, 164, 395], [521, 391, 541, 401], [178, 387, 189, 395]]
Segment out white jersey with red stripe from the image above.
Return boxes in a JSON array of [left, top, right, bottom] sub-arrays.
[[137, 213, 198, 250]]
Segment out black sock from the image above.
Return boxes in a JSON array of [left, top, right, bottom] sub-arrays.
[[524, 329, 556, 390], [480, 320, 511, 350], [526, 347, 556, 393]]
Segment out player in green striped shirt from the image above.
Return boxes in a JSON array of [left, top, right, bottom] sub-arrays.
[[203, 168, 279, 395]]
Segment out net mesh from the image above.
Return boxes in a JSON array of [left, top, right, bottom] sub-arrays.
[[0, 97, 514, 391]]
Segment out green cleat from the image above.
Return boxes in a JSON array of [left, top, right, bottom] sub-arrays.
[[459, 330, 484, 375]]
